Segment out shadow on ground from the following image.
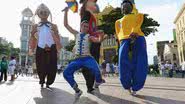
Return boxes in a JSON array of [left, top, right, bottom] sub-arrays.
[[34, 88, 98, 104], [93, 89, 139, 104], [135, 95, 185, 104]]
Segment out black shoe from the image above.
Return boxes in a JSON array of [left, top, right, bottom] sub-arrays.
[[41, 84, 44, 88], [87, 88, 95, 94], [46, 85, 51, 89], [46, 85, 52, 91]]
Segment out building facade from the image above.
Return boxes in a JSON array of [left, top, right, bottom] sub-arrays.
[[174, 3, 185, 65], [19, 8, 33, 66], [60, 49, 74, 66], [163, 42, 179, 65], [157, 41, 170, 64], [60, 36, 69, 48], [100, 35, 118, 64]]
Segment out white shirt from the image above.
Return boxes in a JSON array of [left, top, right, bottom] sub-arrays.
[[9, 59, 16, 69], [181, 62, 185, 71], [106, 63, 110, 72], [37, 23, 54, 49], [160, 64, 165, 70]]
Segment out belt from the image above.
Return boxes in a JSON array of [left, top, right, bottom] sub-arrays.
[[44, 46, 51, 52], [74, 55, 91, 59]]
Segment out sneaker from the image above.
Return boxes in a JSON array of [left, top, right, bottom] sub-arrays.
[[131, 91, 137, 96], [88, 89, 100, 95], [75, 90, 83, 99], [94, 79, 106, 88]]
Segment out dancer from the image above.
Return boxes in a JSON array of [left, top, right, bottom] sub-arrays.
[[115, 0, 148, 95], [80, 0, 106, 94], [29, 3, 62, 88], [63, 7, 105, 98]]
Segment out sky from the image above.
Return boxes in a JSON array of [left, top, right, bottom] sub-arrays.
[[0, 0, 184, 64]]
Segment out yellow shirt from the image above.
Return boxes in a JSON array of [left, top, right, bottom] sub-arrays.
[[115, 13, 144, 41]]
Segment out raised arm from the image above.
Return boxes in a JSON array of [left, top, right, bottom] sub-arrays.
[[63, 7, 78, 36]]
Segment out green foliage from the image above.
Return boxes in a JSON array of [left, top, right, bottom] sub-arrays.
[[0, 42, 20, 59], [65, 40, 75, 52], [98, 7, 160, 36]]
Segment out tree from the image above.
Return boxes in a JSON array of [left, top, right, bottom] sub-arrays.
[[98, 7, 160, 36], [0, 42, 20, 59], [65, 40, 75, 52]]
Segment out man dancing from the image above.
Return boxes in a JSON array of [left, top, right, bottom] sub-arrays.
[[29, 3, 62, 89], [115, 0, 148, 95]]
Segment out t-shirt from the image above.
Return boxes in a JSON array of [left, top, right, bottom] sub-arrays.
[[1, 61, 8, 70]]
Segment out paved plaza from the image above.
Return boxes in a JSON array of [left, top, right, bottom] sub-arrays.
[[0, 74, 185, 104]]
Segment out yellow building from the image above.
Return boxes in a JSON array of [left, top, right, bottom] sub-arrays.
[[100, 35, 118, 64], [96, 5, 118, 64], [174, 3, 185, 65]]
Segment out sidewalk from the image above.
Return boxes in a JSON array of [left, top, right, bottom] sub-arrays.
[[0, 74, 185, 104]]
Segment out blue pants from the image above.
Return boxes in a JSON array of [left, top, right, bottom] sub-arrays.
[[63, 56, 102, 88], [119, 36, 148, 91]]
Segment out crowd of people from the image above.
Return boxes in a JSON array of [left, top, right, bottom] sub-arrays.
[[159, 61, 185, 78], [0, 57, 38, 82]]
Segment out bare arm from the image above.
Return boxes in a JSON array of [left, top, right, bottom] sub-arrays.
[[89, 35, 104, 43], [63, 7, 78, 36]]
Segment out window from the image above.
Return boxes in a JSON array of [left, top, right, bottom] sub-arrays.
[[173, 54, 176, 61], [161, 55, 164, 61]]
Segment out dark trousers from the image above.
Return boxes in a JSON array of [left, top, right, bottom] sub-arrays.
[[82, 42, 101, 91], [169, 70, 173, 78], [36, 45, 57, 85], [182, 71, 185, 78], [0, 70, 7, 81]]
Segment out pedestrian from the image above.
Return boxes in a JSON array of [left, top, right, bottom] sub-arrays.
[[101, 60, 106, 77], [32, 63, 37, 78], [8, 56, 16, 81], [168, 62, 173, 78], [0, 56, 8, 82], [115, 0, 148, 95], [160, 62, 165, 77], [106, 63, 110, 77], [62, 7, 105, 99], [28, 3, 62, 88], [181, 62, 185, 78]]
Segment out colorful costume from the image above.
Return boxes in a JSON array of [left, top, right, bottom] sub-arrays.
[[79, 0, 102, 93], [29, 4, 62, 88], [63, 33, 103, 89], [115, 0, 148, 92]]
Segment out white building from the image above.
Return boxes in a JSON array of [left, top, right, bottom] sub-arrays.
[[60, 36, 69, 48], [163, 42, 179, 65], [60, 49, 74, 66]]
